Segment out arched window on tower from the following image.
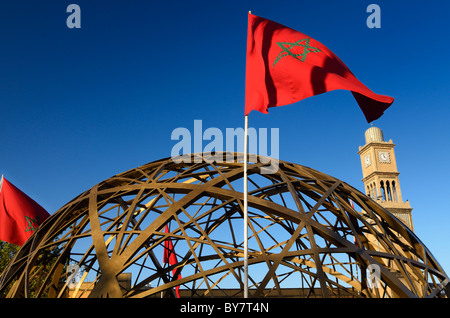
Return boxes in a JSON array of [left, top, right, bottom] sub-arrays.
[[386, 181, 392, 201], [392, 181, 398, 202], [380, 180, 386, 202], [372, 182, 378, 200]]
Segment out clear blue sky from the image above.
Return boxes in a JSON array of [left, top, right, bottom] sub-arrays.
[[1, 1, 449, 274]]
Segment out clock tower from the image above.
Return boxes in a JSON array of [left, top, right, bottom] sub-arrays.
[[358, 126, 414, 230]]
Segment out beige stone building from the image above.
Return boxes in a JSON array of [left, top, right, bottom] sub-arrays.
[[358, 126, 413, 230]]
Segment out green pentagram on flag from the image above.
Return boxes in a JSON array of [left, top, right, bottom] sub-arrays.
[[25, 215, 40, 233], [273, 38, 321, 67]]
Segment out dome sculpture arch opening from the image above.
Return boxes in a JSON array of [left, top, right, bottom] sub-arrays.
[[0, 153, 448, 298]]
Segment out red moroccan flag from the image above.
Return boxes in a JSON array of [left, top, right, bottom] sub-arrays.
[[163, 225, 181, 298], [245, 13, 394, 122], [0, 177, 50, 246]]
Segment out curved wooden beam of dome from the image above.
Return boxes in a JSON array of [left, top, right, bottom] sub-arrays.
[[0, 153, 448, 298]]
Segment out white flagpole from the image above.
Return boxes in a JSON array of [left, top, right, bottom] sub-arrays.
[[243, 114, 249, 298], [243, 11, 251, 299]]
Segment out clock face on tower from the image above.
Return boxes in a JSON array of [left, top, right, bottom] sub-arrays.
[[378, 151, 391, 163], [364, 154, 371, 167]]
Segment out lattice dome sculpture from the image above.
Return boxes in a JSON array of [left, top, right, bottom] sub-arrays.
[[0, 153, 448, 298]]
